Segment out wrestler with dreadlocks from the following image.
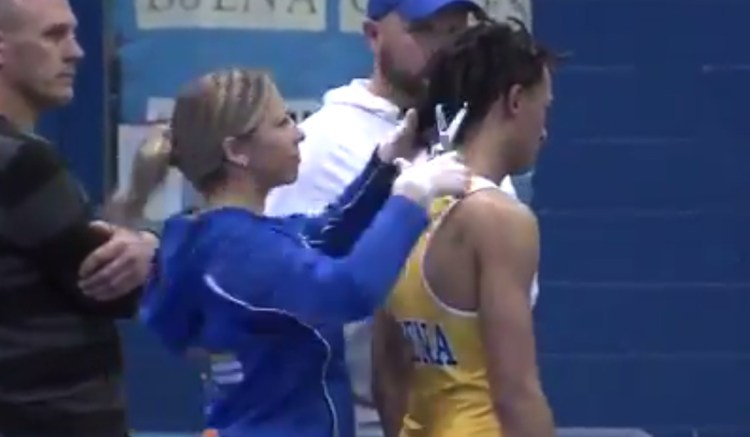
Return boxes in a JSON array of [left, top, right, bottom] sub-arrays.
[[372, 19, 558, 437]]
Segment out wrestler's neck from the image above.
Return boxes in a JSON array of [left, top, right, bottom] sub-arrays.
[[460, 122, 512, 186]]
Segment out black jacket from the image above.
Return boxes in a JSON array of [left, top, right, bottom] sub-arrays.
[[0, 117, 136, 436]]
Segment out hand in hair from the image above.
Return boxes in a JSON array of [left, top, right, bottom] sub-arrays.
[[376, 109, 421, 164]]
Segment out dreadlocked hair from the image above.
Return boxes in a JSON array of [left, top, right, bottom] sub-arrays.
[[416, 18, 561, 146]]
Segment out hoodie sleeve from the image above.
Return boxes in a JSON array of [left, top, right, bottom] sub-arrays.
[[138, 217, 203, 355], [205, 195, 428, 325], [300, 151, 398, 257]]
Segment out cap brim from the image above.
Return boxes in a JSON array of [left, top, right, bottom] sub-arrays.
[[398, 0, 480, 21]]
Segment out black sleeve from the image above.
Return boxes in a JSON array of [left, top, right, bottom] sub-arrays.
[[0, 138, 138, 318]]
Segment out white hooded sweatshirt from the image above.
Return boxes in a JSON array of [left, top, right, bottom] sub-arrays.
[[265, 79, 537, 437]]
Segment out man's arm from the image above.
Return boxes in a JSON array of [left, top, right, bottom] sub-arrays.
[[372, 309, 411, 437], [0, 139, 139, 316], [465, 192, 555, 437]]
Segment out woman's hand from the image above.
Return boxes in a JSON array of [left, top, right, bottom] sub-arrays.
[[376, 109, 420, 164], [391, 152, 471, 207]]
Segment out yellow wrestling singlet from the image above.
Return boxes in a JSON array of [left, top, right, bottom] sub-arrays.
[[386, 176, 502, 437]]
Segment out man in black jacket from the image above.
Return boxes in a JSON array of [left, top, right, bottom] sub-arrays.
[[0, 0, 157, 435]]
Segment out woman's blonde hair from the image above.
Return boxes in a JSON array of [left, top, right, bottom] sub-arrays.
[[170, 68, 279, 190], [122, 68, 279, 214]]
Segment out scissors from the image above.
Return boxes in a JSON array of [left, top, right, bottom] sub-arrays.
[[432, 102, 468, 156]]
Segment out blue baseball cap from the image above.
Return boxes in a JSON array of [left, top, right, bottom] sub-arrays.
[[366, 0, 479, 21]]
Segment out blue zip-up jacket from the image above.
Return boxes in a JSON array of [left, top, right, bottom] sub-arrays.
[[139, 152, 430, 437]]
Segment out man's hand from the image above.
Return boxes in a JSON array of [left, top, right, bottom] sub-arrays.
[[376, 109, 420, 163], [78, 221, 158, 300]]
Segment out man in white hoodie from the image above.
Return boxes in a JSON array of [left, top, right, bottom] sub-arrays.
[[265, 1, 536, 436]]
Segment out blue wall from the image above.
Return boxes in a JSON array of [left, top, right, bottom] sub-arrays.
[[532, 0, 750, 435]]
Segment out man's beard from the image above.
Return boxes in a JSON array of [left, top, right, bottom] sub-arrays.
[[380, 47, 426, 107]]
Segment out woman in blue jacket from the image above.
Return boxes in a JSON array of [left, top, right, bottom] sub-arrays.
[[137, 68, 469, 437]]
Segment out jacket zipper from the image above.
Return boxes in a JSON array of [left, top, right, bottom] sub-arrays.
[[316, 333, 339, 437]]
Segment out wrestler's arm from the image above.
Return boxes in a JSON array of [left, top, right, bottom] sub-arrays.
[[372, 309, 412, 437], [466, 192, 555, 437]]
